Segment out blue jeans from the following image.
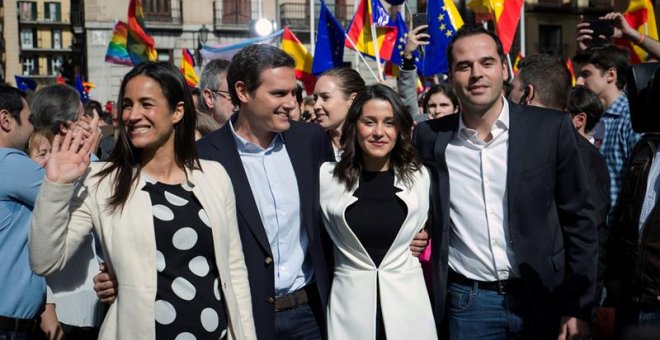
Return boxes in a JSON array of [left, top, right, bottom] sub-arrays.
[[274, 303, 323, 340], [446, 281, 548, 340], [639, 307, 660, 326]]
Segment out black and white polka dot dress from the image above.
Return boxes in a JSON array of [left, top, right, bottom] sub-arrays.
[[143, 180, 228, 340]]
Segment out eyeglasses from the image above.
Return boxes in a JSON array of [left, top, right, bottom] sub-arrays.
[[211, 89, 231, 101]]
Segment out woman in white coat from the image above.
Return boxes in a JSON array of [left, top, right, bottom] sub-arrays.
[[29, 62, 256, 340], [320, 84, 437, 339]]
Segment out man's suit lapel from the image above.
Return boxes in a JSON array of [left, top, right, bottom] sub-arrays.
[[506, 102, 529, 221], [209, 125, 272, 255], [434, 115, 458, 227], [282, 128, 315, 244]]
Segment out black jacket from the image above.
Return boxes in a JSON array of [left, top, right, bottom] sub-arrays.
[[607, 134, 660, 308]]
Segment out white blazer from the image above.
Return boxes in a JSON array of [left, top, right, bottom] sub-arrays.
[[319, 162, 437, 340], [30, 160, 256, 340]]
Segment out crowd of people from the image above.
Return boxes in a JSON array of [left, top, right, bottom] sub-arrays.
[[1, 10, 660, 340]]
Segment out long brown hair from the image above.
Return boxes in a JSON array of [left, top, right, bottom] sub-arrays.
[[334, 84, 421, 190], [96, 62, 200, 212]]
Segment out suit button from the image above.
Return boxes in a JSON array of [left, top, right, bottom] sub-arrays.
[[265, 257, 273, 265], [266, 297, 275, 304]]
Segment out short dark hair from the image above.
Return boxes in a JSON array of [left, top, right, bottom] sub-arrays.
[[447, 25, 507, 72], [573, 44, 630, 90], [85, 100, 110, 125], [335, 84, 421, 190], [423, 83, 460, 113], [98, 61, 199, 211], [0, 84, 27, 124], [296, 84, 304, 104], [227, 44, 295, 107], [567, 86, 604, 132], [319, 67, 366, 99], [198, 58, 231, 113], [517, 54, 572, 111], [31, 84, 81, 133]]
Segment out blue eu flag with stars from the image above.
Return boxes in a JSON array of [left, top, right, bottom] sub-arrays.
[[312, 0, 346, 75], [420, 0, 459, 77]]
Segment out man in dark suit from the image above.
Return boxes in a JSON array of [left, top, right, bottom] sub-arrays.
[[197, 45, 332, 340], [414, 26, 597, 339]]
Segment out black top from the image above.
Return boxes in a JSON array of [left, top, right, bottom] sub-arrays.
[[345, 169, 407, 267], [144, 181, 228, 339]]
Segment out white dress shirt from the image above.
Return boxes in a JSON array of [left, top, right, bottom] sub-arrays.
[[229, 121, 312, 296], [446, 98, 520, 282]]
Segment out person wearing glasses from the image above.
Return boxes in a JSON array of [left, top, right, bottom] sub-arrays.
[[198, 59, 236, 127]]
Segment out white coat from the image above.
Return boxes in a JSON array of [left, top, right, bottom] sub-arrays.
[[30, 161, 256, 340], [319, 162, 437, 340]]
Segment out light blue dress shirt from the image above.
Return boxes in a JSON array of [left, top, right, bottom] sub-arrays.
[[638, 147, 660, 233], [230, 122, 313, 296], [0, 148, 46, 319]]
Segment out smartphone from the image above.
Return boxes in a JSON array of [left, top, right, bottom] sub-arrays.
[[587, 19, 614, 39], [412, 13, 428, 36]]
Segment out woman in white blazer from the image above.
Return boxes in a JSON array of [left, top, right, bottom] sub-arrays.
[[29, 62, 256, 340], [320, 84, 437, 339]]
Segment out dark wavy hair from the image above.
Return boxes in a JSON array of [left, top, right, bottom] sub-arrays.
[[334, 84, 421, 190], [423, 83, 460, 114], [97, 61, 200, 211]]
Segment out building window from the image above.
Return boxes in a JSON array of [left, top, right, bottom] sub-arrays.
[[52, 29, 62, 49], [157, 49, 172, 62], [44, 2, 62, 22], [20, 29, 35, 49], [48, 55, 64, 75], [222, 0, 251, 25], [18, 1, 37, 21], [22, 56, 38, 75], [143, 0, 171, 16], [539, 25, 562, 56]]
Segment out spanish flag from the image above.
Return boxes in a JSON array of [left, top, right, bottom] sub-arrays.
[[281, 27, 316, 94], [127, 0, 157, 65], [620, 0, 658, 63], [467, 0, 523, 54], [180, 49, 198, 87], [345, 0, 398, 61]]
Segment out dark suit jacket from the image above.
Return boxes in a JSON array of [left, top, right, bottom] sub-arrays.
[[197, 119, 332, 340], [576, 136, 610, 300], [414, 102, 598, 336]]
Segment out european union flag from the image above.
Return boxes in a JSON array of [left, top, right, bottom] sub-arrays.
[[388, 12, 420, 68], [14, 75, 37, 92], [312, 0, 346, 75], [371, 0, 390, 26], [420, 0, 462, 76], [75, 75, 90, 103]]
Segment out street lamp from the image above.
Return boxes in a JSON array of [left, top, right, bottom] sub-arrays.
[[196, 24, 210, 67]]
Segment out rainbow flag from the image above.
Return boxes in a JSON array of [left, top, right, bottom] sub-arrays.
[[345, 0, 398, 61], [180, 49, 199, 87], [127, 0, 157, 65], [105, 20, 133, 66], [281, 27, 316, 94]]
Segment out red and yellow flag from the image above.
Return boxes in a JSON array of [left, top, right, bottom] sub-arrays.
[[620, 0, 658, 63], [345, 0, 398, 61], [281, 27, 316, 94], [512, 52, 523, 75], [467, 0, 523, 54], [127, 0, 157, 65], [180, 49, 199, 87], [566, 58, 576, 86]]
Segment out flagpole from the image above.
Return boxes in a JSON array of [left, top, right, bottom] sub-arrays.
[[353, 0, 359, 69], [519, 2, 525, 57], [370, 23, 384, 81], [506, 54, 514, 79], [310, 0, 316, 54], [345, 33, 379, 80]]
